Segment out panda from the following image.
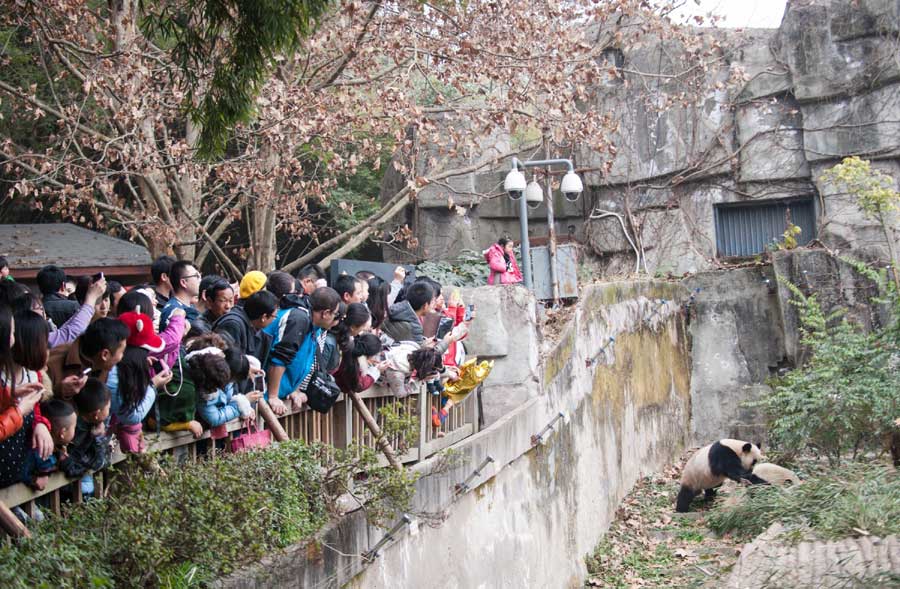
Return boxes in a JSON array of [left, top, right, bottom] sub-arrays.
[[675, 439, 765, 512], [751, 462, 800, 486]]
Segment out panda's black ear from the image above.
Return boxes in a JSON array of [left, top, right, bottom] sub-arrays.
[[742, 442, 752, 453]]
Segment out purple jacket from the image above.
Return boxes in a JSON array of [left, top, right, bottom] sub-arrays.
[[154, 313, 186, 369], [48, 303, 95, 348]]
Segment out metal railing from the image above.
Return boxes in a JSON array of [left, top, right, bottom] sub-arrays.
[[0, 383, 481, 520]]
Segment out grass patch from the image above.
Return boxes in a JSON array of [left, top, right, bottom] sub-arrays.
[[705, 461, 899, 542], [585, 470, 742, 588], [676, 530, 706, 543]]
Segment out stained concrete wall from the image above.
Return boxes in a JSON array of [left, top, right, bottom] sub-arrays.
[[684, 267, 785, 445], [219, 280, 690, 589]]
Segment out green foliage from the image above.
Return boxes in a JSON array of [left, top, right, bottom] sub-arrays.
[[776, 222, 802, 251], [756, 277, 900, 464], [416, 248, 490, 287], [321, 155, 387, 232], [143, 0, 333, 158], [0, 27, 86, 151], [377, 402, 418, 453], [0, 438, 417, 588], [822, 156, 900, 220], [706, 462, 900, 542], [314, 402, 419, 528]]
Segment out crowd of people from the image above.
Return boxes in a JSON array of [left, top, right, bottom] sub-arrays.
[[0, 250, 486, 519]]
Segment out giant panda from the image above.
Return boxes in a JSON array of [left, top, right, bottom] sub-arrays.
[[751, 462, 800, 486], [675, 439, 765, 512]]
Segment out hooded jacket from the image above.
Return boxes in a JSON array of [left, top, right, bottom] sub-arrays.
[[197, 383, 250, 427], [381, 301, 424, 344], [213, 306, 271, 364], [42, 293, 80, 329], [484, 243, 523, 285]]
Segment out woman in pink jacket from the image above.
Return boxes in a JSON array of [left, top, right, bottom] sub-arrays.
[[484, 237, 523, 285]]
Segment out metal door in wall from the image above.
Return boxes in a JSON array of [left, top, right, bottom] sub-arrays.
[[715, 198, 816, 257]]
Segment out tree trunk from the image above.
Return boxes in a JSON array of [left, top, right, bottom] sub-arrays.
[[249, 203, 278, 271]]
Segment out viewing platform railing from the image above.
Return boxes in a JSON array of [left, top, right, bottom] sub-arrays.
[[0, 383, 481, 521]]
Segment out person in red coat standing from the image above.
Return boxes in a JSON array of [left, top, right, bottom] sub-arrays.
[[484, 237, 523, 285]]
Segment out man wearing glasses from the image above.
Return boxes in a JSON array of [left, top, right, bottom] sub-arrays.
[[159, 260, 203, 334]]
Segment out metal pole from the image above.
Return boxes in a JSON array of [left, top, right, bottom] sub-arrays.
[[543, 133, 560, 305], [518, 186, 533, 289], [510, 156, 575, 292]]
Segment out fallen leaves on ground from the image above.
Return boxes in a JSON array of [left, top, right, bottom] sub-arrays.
[[584, 450, 746, 588]]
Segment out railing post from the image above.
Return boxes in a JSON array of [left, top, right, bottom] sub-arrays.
[[464, 385, 479, 434], [417, 388, 429, 461], [345, 395, 354, 451]]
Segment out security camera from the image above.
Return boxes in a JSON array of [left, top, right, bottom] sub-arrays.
[[560, 170, 583, 202], [525, 180, 543, 209], [503, 168, 527, 201]]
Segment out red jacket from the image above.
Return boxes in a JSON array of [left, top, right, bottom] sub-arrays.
[[0, 371, 50, 442], [441, 305, 465, 367], [484, 243, 523, 285], [0, 384, 23, 442]]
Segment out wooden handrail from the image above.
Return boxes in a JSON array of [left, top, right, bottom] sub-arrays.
[[0, 382, 480, 523]]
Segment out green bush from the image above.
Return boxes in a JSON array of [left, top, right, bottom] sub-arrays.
[[416, 249, 489, 287], [706, 462, 900, 542], [0, 441, 329, 588], [757, 278, 900, 464]]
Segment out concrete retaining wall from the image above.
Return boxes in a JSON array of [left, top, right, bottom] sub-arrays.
[[220, 280, 691, 588]]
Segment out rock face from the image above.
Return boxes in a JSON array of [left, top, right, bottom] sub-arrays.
[[727, 523, 900, 589], [384, 0, 900, 274]]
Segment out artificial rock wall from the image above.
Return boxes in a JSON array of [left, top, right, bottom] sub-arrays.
[[684, 248, 892, 445], [383, 0, 900, 275], [221, 281, 691, 588]]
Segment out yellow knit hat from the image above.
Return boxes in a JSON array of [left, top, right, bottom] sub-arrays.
[[239, 271, 267, 299]]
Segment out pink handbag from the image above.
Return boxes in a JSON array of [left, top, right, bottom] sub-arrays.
[[229, 421, 272, 453]]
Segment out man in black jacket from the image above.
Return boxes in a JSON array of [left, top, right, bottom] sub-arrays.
[[382, 281, 465, 355], [213, 290, 277, 366], [37, 265, 80, 328]]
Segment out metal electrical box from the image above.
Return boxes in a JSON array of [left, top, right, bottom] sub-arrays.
[[530, 243, 580, 300], [329, 259, 415, 286]]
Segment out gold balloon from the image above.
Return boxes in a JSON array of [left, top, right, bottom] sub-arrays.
[[443, 358, 494, 403]]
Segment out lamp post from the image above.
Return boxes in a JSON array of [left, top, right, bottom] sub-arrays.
[[503, 157, 583, 292]]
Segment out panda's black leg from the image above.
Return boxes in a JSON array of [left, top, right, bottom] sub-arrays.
[[704, 487, 718, 501], [675, 486, 697, 513], [743, 472, 768, 485]]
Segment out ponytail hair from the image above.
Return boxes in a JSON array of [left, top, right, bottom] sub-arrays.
[[337, 333, 382, 393]]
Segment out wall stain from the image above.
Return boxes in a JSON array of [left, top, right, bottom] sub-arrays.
[[544, 328, 575, 384]]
